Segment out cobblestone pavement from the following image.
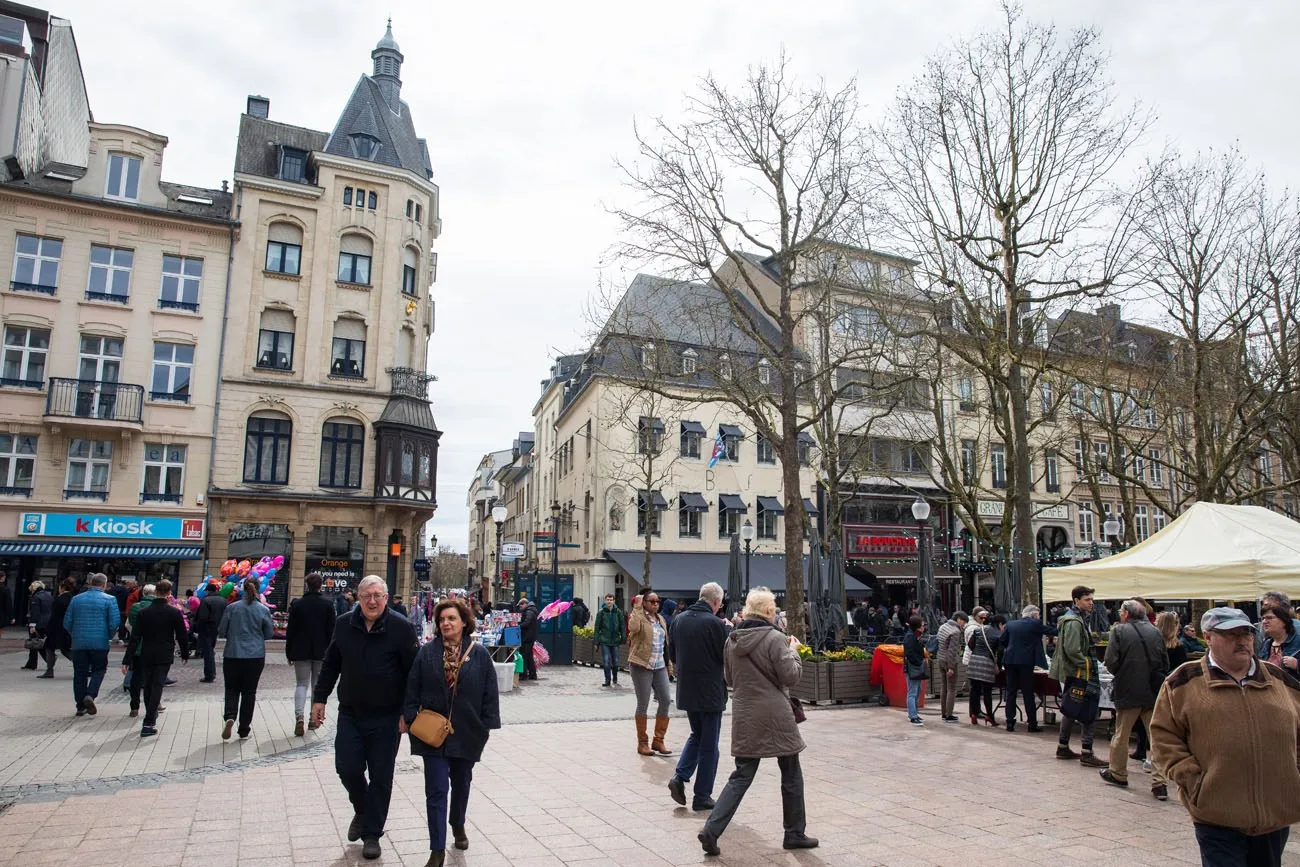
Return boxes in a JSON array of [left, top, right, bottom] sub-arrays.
[[1, 644, 1297, 866]]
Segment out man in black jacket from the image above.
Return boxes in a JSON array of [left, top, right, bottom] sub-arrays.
[[122, 579, 188, 737], [191, 581, 227, 683], [667, 582, 730, 812], [518, 597, 539, 681], [311, 575, 418, 861], [285, 572, 337, 737]]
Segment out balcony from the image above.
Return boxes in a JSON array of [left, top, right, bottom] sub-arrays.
[[84, 290, 128, 305], [9, 281, 56, 296], [45, 378, 144, 427], [141, 492, 182, 504], [64, 488, 108, 502], [158, 298, 199, 313], [0, 486, 32, 497], [388, 366, 436, 399], [0, 377, 44, 390]]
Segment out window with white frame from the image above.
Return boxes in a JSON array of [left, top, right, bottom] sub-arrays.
[[1070, 382, 1085, 414], [1134, 504, 1150, 541], [159, 255, 202, 310], [719, 354, 732, 380], [1153, 509, 1168, 533], [105, 153, 141, 200], [758, 503, 778, 539], [0, 433, 36, 493], [141, 443, 186, 502], [640, 342, 654, 371], [1094, 441, 1110, 483], [401, 247, 419, 296], [679, 505, 701, 538], [1134, 451, 1145, 483], [2, 326, 48, 388], [960, 439, 976, 486], [990, 443, 1007, 489], [1074, 438, 1086, 479], [1258, 451, 1274, 484], [87, 245, 133, 301], [756, 434, 775, 464], [1150, 449, 1164, 486], [1145, 406, 1158, 428], [1077, 502, 1095, 543], [1045, 451, 1060, 493], [1040, 381, 1054, 417], [957, 377, 974, 411], [66, 439, 111, 496], [680, 350, 697, 375], [12, 234, 61, 291], [758, 360, 771, 385], [150, 342, 193, 401], [718, 504, 743, 538]]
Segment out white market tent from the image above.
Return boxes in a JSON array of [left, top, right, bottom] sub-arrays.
[[1042, 502, 1300, 602]]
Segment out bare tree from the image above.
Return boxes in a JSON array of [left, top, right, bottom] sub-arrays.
[[871, 4, 1147, 606]]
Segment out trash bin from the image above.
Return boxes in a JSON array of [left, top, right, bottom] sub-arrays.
[[870, 644, 923, 710], [494, 659, 516, 694]]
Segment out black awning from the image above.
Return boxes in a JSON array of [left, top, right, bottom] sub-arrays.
[[679, 492, 709, 512], [638, 416, 665, 431], [719, 424, 743, 438], [680, 420, 706, 435], [803, 498, 820, 516], [638, 490, 669, 510], [757, 496, 785, 515], [797, 431, 815, 444], [718, 494, 748, 513], [604, 549, 874, 595]]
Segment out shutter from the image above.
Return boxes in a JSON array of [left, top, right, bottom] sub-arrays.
[[339, 234, 371, 255], [334, 318, 366, 341], [260, 308, 295, 332], [268, 223, 302, 244]]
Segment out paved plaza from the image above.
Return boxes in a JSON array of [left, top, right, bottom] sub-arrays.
[[0, 638, 1296, 867]]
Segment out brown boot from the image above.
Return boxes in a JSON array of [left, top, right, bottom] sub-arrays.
[[635, 715, 653, 755], [652, 716, 673, 755]]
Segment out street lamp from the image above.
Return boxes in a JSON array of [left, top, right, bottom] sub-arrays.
[[551, 500, 562, 577], [740, 518, 756, 595], [492, 503, 508, 598], [1103, 515, 1122, 554], [912, 496, 938, 636]]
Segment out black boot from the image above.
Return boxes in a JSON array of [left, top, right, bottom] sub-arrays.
[[452, 825, 469, 850], [424, 850, 445, 867]]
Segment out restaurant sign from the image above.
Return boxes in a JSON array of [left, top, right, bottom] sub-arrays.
[[845, 532, 918, 557]]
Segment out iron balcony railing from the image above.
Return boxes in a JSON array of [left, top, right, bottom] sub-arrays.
[[10, 281, 56, 295], [45, 378, 144, 423], [387, 366, 436, 399]]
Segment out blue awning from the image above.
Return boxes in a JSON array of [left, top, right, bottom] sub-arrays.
[[718, 494, 748, 513], [604, 549, 872, 595], [0, 542, 204, 559], [637, 490, 669, 511], [680, 420, 706, 435], [719, 424, 743, 438], [757, 496, 785, 515], [679, 492, 709, 512], [803, 498, 820, 516]]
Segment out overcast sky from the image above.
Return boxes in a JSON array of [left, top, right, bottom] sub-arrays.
[[55, 0, 1300, 552]]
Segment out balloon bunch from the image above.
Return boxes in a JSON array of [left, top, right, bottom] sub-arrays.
[[194, 555, 285, 607]]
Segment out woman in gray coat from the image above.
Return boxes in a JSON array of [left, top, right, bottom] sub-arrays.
[[698, 588, 817, 857]]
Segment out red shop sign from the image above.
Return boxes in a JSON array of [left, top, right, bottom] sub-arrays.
[[847, 534, 918, 556]]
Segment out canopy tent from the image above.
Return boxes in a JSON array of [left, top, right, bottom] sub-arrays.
[[1042, 502, 1300, 603]]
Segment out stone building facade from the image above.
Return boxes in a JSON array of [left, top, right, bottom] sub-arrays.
[[207, 25, 441, 606]]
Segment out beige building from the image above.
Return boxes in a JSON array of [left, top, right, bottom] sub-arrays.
[[207, 25, 441, 606], [0, 120, 232, 596], [465, 448, 511, 600]]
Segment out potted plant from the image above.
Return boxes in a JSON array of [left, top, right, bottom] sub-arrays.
[[793, 645, 873, 703], [572, 625, 596, 666]]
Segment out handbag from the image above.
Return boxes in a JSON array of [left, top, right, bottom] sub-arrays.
[[24, 635, 45, 651], [1060, 658, 1101, 724], [410, 642, 473, 748]]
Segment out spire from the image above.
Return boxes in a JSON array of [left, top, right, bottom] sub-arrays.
[[371, 19, 404, 111]]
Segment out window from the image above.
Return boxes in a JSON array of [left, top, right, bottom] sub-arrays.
[[12, 234, 61, 291], [798, 433, 812, 467], [279, 147, 307, 182], [679, 507, 701, 538], [1070, 382, 1085, 415], [1045, 451, 1060, 493], [757, 435, 775, 464], [1145, 406, 1158, 429], [758, 360, 771, 385], [637, 417, 663, 455], [141, 443, 185, 502], [78, 334, 122, 383], [1153, 509, 1168, 534], [244, 413, 292, 484], [349, 134, 380, 160], [406, 200, 413, 219], [1150, 449, 1164, 486], [150, 342, 193, 401], [86, 245, 132, 302], [720, 426, 741, 462], [833, 304, 884, 340], [680, 350, 697, 375], [1134, 504, 1150, 541], [1078, 502, 1095, 543], [637, 491, 663, 537], [2, 326, 48, 388], [957, 377, 974, 411], [66, 439, 111, 497], [415, 203, 422, 223], [330, 319, 366, 378], [257, 309, 295, 370], [1094, 441, 1110, 483], [960, 439, 976, 486], [639, 342, 654, 371], [680, 423, 702, 458], [718, 501, 743, 538], [0, 434, 36, 493], [402, 247, 419, 296], [1134, 451, 1146, 483], [159, 255, 202, 310], [901, 443, 929, 473], [757, 499, 780, 539], [1258, 451, 1274, 484], [343, 187, 353, 206], [991, 443, 1007, 489], [320, 418, 365, 488], [1074, 438, 1086, 479], [265, 224, 302, 275], [1040, 381, 1054, 417], [367, 192, 377, 210], [105, 153, 141, 200], [337, 235, 373, 284], [354, 187, 365, 207], [719, 354, 732, 380]]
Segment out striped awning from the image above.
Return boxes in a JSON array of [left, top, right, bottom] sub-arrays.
[[0, 542, 204, 559]]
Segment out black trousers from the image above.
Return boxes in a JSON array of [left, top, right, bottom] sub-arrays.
[[1004, 664, 1037, 727], [701, 754, 805, 841], [129, 656, 144, 710], [336, 713, 401, 839], [968, 679, 995, 718], [222, 657, 265, 735], [140, 662, 170, 726], [1194, 823, 1289, 867], [521, 639, 537, 679]]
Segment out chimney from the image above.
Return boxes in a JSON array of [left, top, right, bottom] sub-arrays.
[[246, 95, 270, 119], [1097, 303, 1121, 323]]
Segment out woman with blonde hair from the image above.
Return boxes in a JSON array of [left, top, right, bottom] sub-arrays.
[[24, 580, 51, 671], [698, 587, 817, 857], [1156, 611, 1189, 672]]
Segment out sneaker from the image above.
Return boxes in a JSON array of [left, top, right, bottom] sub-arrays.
[[698, 832, 720, 857], [163, 678, 177, 686], [1152, 784, 1168, 801], [692, 797, 716, 812], [1026, 725, 1044, 733], [1080, 752, 1108, 768], [943, 716, 959, 723], [347, 814, 365, 842], [1056, 745, 1079, 760], [668, 777, 686, 806], [1099, 769, 1128, 788], [1142, 758, 1153, 774], [909, 717, 924, 726], [361, 836, 381, 860], [140, 726, 158, 738], [82, 697, 96, 716], [221, 719, 234, 740], [75, 707, 86, 717], [783, 834, 819, 850]]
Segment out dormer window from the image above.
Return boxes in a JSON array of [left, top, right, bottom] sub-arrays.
[[279, 147, 307, 183], [350, 134, 381, 160], [106, 154, 141, 201]]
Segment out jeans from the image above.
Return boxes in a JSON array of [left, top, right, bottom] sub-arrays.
[[335, 713, 401, 839], [140, 662, 171, 727], [422, 756, 475, 851], [631, 663, 671, 717], [674, 711, 722, 803], [969, 679, 994, 719], [521, 639, 537, 679], [599, 644, 621, 684], [939, 667, 958, 717], [702, 754, 805, 841], [1004, 664, 1037, 727], [198, 630, 218, 681], [222, 656, 266, 735], [906, 677, 923, 719], [1109, 706, 1166, 785], [1059, 704, 1097, 751], [293, 659, 323, 718], [1194, 823, 1289, 867], [70, 648, 109, 711]]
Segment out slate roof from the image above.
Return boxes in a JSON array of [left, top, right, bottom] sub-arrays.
[[322, 76, 433, 179], [605, 273, 780, 349], [234, 114, 328, 179], [376, 394, 440, 433], [0, 174, 232, 222]]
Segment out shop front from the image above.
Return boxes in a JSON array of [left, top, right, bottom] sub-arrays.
[[305, 526, 366, 595], [840, 491, 960, 613]]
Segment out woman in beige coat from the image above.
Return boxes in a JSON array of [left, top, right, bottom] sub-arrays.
[[698, 588, 818, 857], [626, 591, 673, 756]]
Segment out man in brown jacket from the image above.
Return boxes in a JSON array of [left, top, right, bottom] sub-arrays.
[[1151, 607, 1300, 867]]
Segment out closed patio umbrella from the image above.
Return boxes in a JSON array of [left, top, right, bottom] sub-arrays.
[[807, 532, 825, 650], [727, 533, 743, 617]]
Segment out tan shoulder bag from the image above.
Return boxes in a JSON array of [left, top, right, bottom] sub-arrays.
[[411, 642, 473, 748]]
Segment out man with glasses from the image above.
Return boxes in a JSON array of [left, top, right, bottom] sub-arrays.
[[312, 576, 418, 861]]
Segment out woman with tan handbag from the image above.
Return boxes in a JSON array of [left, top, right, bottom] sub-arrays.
[[627, 590, 673, 756], [403, 598, 500, 867]]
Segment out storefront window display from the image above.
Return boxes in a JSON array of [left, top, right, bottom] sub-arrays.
[[305, 526, 365, 595], [227, 523, 292, 613]]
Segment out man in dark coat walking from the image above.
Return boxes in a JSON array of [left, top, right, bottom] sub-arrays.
[[122, 579, 189, 737], [999, 605, 1057, 732], [667, 582, 729, 812], [191, 580, 227, 683], [285, 572, 337, 736], [517, 597, 539, 681], [1101, 599, 1170, 798]]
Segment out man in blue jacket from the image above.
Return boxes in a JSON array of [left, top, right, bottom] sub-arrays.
[[667, 582, 729, 812], [63, 572, 121, 717], [999, 604, 1057, 732]]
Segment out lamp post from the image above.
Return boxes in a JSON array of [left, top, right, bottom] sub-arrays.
[[491, 503, 507, 600], [740, 518, 756, 595], [1103, 515, 1122, 555], [912, 496, 939, 636], [551, 500, 562, 577]]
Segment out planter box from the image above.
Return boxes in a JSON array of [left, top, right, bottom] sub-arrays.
[[572, 635, 595, 666], [828, 660, 872, 702], [792, 660, 833, 703]]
